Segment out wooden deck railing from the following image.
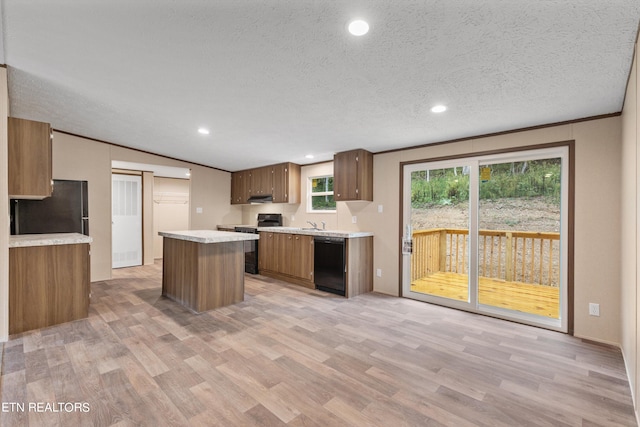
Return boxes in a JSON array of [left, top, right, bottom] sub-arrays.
[[411, 228, 560, 286]]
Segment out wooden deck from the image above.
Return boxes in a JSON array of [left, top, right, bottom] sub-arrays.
[[411, 271, 559, 318]]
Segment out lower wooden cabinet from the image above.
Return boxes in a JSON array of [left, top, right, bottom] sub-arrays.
[[258, 232, 372, 297], [9, 243, 90, 335], [258, 232, 277, 271], [293, 234, 314, 281], [259, 232, 315, 287]]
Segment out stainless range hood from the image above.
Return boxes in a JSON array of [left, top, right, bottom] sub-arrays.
[[247, 194, 273, 204]]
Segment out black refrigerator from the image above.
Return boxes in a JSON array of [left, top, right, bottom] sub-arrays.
[[10, 179, 89, 236]]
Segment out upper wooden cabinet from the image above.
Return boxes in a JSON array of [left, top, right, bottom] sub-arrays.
[[231, 162, 301, 204], [272, 162, 301, 204], [250, 166, 273, 196], [8, 117, 53, 199], [230, 170, 251, 204], [333, 149, 373, 201]]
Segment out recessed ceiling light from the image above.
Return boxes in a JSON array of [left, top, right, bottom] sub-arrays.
[[198, 127, 210, 135], [305, 154, 314, 159], [430, 105, 447, 113], [348, 19, 369, 36]]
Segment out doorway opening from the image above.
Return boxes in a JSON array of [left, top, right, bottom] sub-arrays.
[[153, 177, 190, 259], [111, 161, 191, 271]]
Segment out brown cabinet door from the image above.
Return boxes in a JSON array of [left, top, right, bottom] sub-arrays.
[[259, 232, 277, 271], [296, 235, 314, 280], [272, 163, 288, 203], [234, 170, 250, 203], [231, 171, 241, 204], [251, 166, 273, 195], [333, 150, 359, 201], [8, 117, 52, 199], [333, 149, 373, 201], [277, 233, 294, 275]]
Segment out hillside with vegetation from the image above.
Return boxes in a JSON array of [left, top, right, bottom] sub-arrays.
[[411, 159, 561, 233]]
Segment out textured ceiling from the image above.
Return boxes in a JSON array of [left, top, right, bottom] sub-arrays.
[[2, 1, 639, 171]]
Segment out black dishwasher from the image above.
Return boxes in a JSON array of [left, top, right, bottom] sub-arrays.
[[314, 236, 346, 296]]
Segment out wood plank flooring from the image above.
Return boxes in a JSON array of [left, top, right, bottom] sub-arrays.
[[0, 261, 636, 426], [412, 272, 560, 318]]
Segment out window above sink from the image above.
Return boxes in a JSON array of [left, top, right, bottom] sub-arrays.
[[308, 175, 336, 213]]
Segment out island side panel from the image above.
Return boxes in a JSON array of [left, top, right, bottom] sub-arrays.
[[162, 237, 245, 312], [346, 236, 373, 298], [9, 243, 90, 335], [51, 243, 90, 327], [198, 241, 245, 312], [162, 237, 199, 310]]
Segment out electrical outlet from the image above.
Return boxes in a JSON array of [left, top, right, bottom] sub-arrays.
[[376, 269, 382, 277], [589, 303, 600, 316], [352, 216, 357, 224], [378, 205, 383, 213], [196, 207, 203, 214]]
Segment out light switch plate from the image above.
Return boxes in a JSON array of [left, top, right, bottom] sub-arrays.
[[589, 303, 600, 316], [196, 207, 203, 214], [376, 269, 382, 277], [352, 216, 357, 224], [378, 205, 383, 213]]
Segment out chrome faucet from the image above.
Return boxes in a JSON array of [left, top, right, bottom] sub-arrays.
[[321, 221, 326, 230], [306, 221, 318, 229]]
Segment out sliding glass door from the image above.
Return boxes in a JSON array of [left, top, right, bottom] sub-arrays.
[[404, 160, 476, 311], [402, 147, 568, 331]]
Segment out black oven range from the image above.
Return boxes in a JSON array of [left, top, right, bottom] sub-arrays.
[[235, 213, 282, 274]]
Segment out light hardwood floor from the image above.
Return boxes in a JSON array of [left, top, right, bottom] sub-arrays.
[[0, 261, 636, 426]]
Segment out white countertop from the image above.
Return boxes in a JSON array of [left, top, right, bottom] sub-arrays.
[[9, 233, 93, 248], [258, 227, 373, 238], [159, 230, 259, 244]]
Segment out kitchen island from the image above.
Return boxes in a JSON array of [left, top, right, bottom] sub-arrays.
[[159, 230, 259, 313]]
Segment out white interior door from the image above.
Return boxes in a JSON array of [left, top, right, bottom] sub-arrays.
[[112, 174, 142, 268]]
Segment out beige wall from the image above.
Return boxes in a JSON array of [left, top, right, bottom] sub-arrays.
[[372, 119, 622, 344], [53, 133, 241, 281], [241, 121, 623, 344], [52, 134, 112, 281], [621, 43, 639, 421], [153, 177, 190, 259], [0, 68, 9, 341]]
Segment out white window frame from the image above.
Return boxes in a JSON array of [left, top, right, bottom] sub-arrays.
[[307, 175, 336, 213]]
